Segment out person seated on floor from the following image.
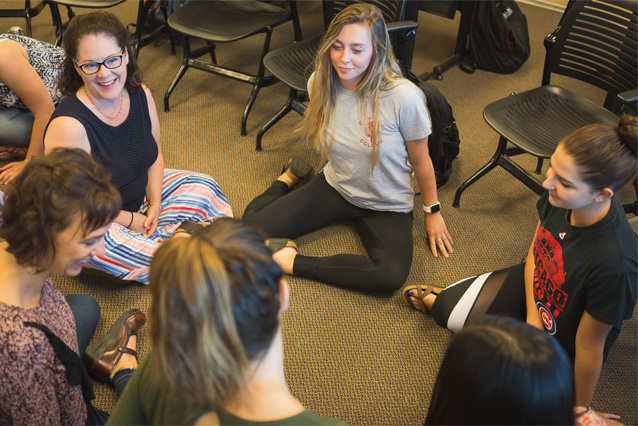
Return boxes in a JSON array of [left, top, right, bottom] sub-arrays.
[[107, 218, 346, 425], [404, 116, 637, 421], [426, 316, 575, 425], [0, 32, 64, 184], [0, 148, 146, 425], [242, 3, 452, 293], [44, 11, 232, 284]]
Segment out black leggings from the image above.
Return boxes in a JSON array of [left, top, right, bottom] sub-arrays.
[[431, 262, 527, 330], [243, 173, 413, 292]]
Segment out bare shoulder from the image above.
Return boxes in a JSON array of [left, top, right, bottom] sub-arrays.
[[44, 116, 91, 153], [141, 84, 157, 104], [0, 39, 28, 63]]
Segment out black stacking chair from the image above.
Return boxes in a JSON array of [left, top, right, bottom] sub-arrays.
[[0, 1, 54, 37], [255, 0, 417, 151], [163, 1, 301, 136], [49, 0, 174, 58], [453, 0, 638, 208]]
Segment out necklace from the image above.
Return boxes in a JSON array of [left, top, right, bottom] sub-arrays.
[[84, 86, 123, 120]]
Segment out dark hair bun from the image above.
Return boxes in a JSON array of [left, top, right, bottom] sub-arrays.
[[618, 115, 637, 154]]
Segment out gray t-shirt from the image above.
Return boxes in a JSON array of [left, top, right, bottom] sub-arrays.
[[310, 74, 432, 213]]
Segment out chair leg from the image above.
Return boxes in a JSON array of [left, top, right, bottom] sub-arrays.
[[51, 3, 64, 46], [133, 0, 148, 59], [164, 36, 191, 112], [205, 41, 217, 64], [241, 27, 274, 136], [159, 2, 176, 56], [255, 89, 297, 151], [24, 0, 33, 37], [535, 157, 544, 174], [452, 136, 508, 208]]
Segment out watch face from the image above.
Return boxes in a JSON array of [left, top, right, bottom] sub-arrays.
[[430, 203, 441, 213]]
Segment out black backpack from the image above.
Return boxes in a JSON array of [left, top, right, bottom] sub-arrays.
[[461, 0, 531, 74], [406, 71, 460, 188]]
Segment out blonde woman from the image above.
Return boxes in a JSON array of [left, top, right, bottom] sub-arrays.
[[107, 218, 345, 425], [243, 4, 452, 292]]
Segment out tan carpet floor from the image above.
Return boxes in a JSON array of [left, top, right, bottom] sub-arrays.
[[1, 1, 636, 424]]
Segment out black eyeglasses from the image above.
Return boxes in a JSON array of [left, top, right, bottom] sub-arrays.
[[74, 52, 124, 75]]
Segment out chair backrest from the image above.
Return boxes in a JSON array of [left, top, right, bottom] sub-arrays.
[[322, 0, 408, 28], [543, 0, 637, 97]]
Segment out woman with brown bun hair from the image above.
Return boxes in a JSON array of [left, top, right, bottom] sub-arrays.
[[44, 11, 232, 284], [404, 115, 637, 422], [108, 218, 345, 425]]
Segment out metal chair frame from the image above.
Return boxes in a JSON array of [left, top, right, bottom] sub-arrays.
[[0, 0, 54, 37], [163, 0, 302, 137], [49, 0, 175, 59], [453, 0, 638, 208], [255, 0, 416, 151]]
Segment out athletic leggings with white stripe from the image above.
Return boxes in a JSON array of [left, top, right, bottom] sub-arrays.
[[86, 169, 233, 284], [431, 262, 527, 331]]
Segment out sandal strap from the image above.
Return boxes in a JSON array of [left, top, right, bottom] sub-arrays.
[[176, 220, 204, 236], [266, 238, 298, 253], [118, 347, 137, 357]]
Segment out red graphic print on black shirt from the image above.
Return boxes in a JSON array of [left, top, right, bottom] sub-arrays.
[[534, 226, 569, 322]]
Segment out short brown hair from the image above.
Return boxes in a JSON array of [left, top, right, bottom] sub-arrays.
[[57, 11, 144, 97], [560, 115, 637, 191], [0, 148, 121, 272]]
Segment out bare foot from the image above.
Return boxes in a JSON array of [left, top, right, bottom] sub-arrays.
[[407, 290, 437, 312], [272, 246, 296, 274], [109, 335, 138, 378]]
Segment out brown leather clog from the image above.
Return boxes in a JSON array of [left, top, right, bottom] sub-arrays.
[[83, 309, 146, 381]]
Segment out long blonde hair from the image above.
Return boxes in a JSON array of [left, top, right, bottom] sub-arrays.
[[149, 219, 282, 416], [299, 3, 404, 168]]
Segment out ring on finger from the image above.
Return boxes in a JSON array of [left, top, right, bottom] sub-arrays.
[[436, 238, 443, 243]]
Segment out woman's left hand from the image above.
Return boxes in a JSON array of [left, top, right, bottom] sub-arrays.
[[143, 203, 160, 237], [424, 213, 453, 258], [0, 160, 28, 185]]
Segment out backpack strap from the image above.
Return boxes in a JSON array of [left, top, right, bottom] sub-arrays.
[[22, 322, 95, 403]]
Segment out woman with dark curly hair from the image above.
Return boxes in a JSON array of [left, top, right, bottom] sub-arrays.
[[44, 11, 232, 284], [0, 148, 146, 425]]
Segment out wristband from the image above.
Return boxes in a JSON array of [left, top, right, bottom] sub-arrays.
[[127, 211, 134, 228], [422, 202, 441, 214]]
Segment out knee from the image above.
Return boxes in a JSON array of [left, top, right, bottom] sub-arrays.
[[369, 259, 411, 292], [66, 294, 101, 324]]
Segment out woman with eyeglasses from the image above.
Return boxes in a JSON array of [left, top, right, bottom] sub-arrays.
[[44, 12, 232, 284], [0, 33, 64, 184]]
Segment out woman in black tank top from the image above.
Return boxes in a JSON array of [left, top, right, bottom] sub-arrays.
[[43, 12, 232, 285]]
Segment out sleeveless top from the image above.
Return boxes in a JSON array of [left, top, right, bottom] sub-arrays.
[[0, 34, 65, 109], [48, 90, 159, 211]]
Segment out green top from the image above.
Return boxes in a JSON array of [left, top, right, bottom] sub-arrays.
[[107, 352, 346, 425]]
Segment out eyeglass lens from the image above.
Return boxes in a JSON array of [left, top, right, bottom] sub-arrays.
[[80, 55, 123, 75]]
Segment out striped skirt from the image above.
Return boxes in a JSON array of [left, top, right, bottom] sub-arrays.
[[86, 169, 233, 283]]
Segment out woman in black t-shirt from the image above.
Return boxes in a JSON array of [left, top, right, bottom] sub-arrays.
[[404, 115, 637, 421]]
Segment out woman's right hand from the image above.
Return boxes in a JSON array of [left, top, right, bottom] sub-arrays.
[[128, 212, 148, 233]]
